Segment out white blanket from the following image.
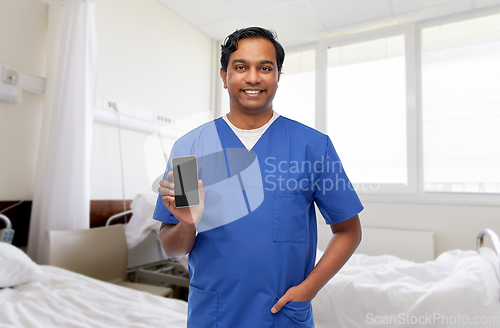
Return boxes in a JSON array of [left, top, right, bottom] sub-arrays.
[[125, 194, 161, 249], [0, 265, 187, 328], [313, 247, 500, 327]]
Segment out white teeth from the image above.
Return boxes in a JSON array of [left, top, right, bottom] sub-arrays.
[[244, 90, 261, 94]]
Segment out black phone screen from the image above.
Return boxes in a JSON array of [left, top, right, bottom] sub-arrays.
[[172, 155, 200, 207]]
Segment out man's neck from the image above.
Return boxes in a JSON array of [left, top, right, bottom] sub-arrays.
[[226, 109, 274, 130]]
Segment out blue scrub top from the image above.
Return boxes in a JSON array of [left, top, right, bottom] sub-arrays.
[[153, 116, 363, 328]]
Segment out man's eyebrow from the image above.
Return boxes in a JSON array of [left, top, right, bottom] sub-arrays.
[[231, 59, 275, 67], [259, 60, 275, 67], [231, 59, 247, 65]]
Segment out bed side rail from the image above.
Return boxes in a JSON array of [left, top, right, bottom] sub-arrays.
[[0, 214, 12, 229], [477, 228, 500, 256], [477, 228, 500, 301], [106, 210, 133, 226], [0, 214, 14, 243]]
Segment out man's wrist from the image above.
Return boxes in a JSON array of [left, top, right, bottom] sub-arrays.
[[179, 220, 198, 236]]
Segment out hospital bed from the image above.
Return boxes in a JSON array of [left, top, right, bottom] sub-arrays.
[[313, 226, 500, 328], [0, 202, 187, 328], [104, 194, 190, 298], [0, 241, 188, 327], [45, 224, 173, 297]]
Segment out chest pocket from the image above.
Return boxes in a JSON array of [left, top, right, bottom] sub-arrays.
[[272, 194, 309, 243]]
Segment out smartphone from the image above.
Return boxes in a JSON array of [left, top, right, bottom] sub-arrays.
[[172, 155, 200, 208]]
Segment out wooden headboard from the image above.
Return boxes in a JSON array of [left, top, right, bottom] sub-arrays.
[[89, 200, 133, 227], [0, 199, 134, 247]]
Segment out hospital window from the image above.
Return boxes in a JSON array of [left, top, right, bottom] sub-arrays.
[[421, 13, 500, 194], [326, 35, 408, 188], [273, 49, 316, 128]]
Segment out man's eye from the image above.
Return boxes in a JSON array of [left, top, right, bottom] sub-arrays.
[[262, 67, 272, 71], [235, 66, 245, 70]]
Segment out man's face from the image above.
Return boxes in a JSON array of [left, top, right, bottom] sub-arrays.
[[221, 38, 281, 115]]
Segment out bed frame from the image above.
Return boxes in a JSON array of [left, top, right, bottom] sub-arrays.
[[317, 224, 435, 262], [477, 228, 500, 301], [318, 225, 500, 268]]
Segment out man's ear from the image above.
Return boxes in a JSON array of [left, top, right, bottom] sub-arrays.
[[277, 71, 281, 82], [220, 68, 227, 89]]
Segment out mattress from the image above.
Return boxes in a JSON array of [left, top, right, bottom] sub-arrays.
[[0, 265, 187, 328], [312, 247, 500, 328]]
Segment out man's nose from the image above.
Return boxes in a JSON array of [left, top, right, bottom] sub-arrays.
[[245, 68, 261, 84]]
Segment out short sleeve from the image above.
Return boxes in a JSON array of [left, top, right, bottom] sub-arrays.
[[152, 144, 180, 225], [313, 136, 364, 225]]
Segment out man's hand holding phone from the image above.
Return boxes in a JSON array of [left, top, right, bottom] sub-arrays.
[[158, 170, 205, 227]]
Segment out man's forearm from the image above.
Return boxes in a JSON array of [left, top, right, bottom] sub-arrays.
[[159, 222, 197, 261], [301, 219, 361, 298]]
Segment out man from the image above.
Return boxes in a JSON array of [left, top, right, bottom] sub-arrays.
[[153, 27, 363, 327]]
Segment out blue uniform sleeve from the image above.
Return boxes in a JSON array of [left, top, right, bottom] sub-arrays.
[[313, 136, 364, 225], [152, 144, 180, 225]]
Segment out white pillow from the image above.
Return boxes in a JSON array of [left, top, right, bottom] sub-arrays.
[[0, 242, 45, 288]]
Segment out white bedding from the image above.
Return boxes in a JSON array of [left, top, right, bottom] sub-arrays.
[[313, 247, 500, 328], [125, 193, 161, 249], [0, 265, 187, 328], [4, 245, 498, 328]]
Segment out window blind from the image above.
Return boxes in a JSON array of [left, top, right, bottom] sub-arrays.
[[326, 35, 407, 187], [422, 13, 500, 193]]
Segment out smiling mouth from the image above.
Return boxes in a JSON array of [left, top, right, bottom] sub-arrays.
[[243, 90, 263, 94]]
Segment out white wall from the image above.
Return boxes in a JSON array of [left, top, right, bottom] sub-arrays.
[[95, 0, 213, 118], [317, 199, 500, 257], [357, 200, 500, 256], [0, 0, 213, 201], [92, 0, 214, 199], [0, 0, 47, 200]]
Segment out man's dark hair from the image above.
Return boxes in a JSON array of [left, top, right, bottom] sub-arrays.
[[220, 27, 285, 72]]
